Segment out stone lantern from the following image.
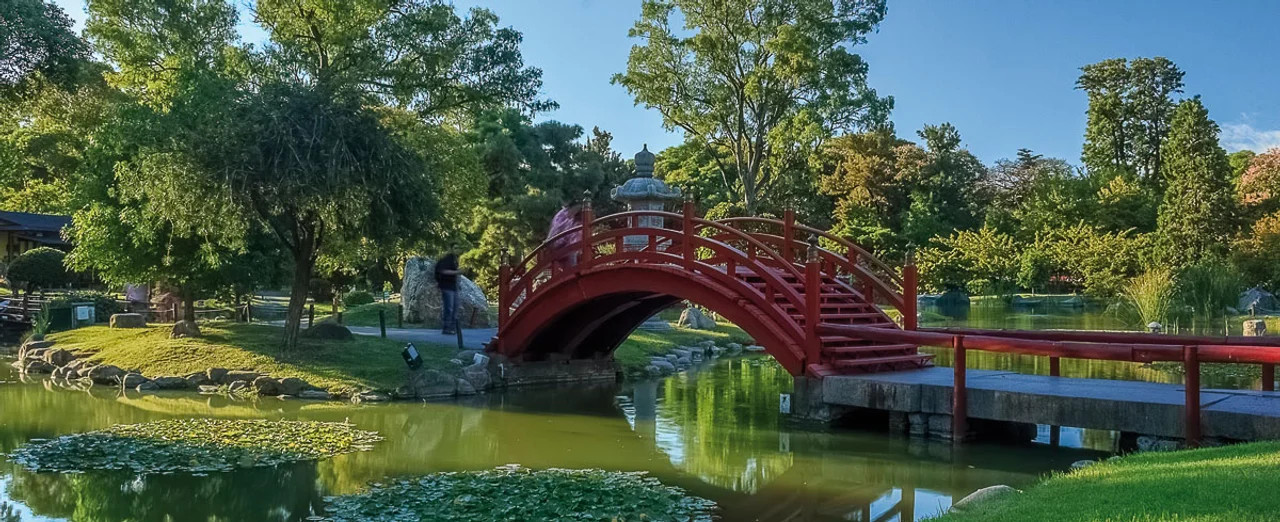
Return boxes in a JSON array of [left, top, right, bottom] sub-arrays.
[[611, 145, 682, 251]]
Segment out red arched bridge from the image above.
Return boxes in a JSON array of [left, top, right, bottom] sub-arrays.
[[487, 200, 925, 378]]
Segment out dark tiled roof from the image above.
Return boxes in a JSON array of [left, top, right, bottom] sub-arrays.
[[0, 211, 72, 233]]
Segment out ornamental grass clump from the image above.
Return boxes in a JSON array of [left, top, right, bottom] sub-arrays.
[[323, 466, 717, 521], [9, 419, 382, 474]]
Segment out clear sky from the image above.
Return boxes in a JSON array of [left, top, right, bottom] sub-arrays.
[[54, 0, 1280, 164]]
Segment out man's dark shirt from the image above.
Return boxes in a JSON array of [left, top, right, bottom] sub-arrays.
[[435, 254, 459, 291]]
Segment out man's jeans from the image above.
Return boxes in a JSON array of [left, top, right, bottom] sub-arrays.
[[440, 289, 458, 333]]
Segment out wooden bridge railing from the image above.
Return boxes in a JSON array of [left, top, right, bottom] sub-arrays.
[[817, 323, 1280, 447]]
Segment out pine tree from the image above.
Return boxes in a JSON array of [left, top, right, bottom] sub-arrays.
[[1156, 97, 1237, 266]]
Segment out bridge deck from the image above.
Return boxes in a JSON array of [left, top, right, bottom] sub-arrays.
[[822, 367, 1280, 441]]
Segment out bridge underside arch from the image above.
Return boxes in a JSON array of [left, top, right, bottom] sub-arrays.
[[493, 265, 806, 375]]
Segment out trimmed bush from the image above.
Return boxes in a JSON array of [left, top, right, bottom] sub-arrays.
[[7, 247, 70, 291], [344, 290, 375, 306]]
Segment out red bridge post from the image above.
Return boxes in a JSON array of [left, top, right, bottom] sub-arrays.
[[952, 335, 967, 443], [903, 252, 918, 331], [498, 249, 511, 337], [805, 236, 822, 368], [683, 196, 695, 269], [580, 192, 594, 268], [1184, 345, 1202, 447]]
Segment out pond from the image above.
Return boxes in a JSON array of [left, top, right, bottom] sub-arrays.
[[0, 353, 1106, 521]]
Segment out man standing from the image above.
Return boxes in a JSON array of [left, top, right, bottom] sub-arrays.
[[434, 248, 461, 335]]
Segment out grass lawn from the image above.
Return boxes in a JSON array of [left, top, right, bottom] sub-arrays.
[[931, 441, 1280, 522], [614, 324, 754, 377], [46, 322, 457, 394]]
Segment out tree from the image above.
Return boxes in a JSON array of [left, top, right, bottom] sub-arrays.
[[7, 247, 69, 293], [84, 0, 546, 349], [980, 149, 1093, 239], [898, 124, 986, 249], [1156, 97, 1237, 267], [613, 0, 892, 214], [0, 0, 89, 95], [817, 129, 913, 255], [1077, 57, 1184, 192]]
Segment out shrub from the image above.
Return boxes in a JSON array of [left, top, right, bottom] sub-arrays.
[[7, 247, 70, 291], [344, 290, 375, 306], [1122, 269, 1178, 327], [1175, 258, 1242, 317], [309, 278, 334, 302]]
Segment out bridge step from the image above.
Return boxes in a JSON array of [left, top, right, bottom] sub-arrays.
[[823, 344, 918, 356], [829, 354, 935, 370]]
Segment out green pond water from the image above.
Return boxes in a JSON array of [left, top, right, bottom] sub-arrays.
[[0, 352, 1110, 521]]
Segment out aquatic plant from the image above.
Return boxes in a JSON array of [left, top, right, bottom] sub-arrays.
[[1174, 258, 1243, 318], [1120, 269, 1177, 327], [25, 305, 51, 342], [322, 466, 717, 521], [9, 419, 382, 474]]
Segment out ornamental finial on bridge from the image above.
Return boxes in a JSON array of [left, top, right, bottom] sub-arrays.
[[582, 189, 593, 208], [806, 234, 821, 263]]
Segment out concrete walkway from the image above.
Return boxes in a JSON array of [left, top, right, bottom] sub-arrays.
[[342, 325, 496, 350], [823, 367, 1280, 441]]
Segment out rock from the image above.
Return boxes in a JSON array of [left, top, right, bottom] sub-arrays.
[[9, 360, 23, 370], [675, 356, 692, 368], [670, 348, 692, 359], [135, 381, 159, 392], [18, 340, 55, 360], [744, 344, 766, 352], [64, 359, 88, 374], [726, 343, 744, 355], [664, 354, 678, 364], [1137, 435, 1181, 452], [649, 359, 676, 374], [456, 350, 480, 363], [109, 313, 147, 329], [222, 370, 260, 384], [73, 365, 96, 379], [356, 390, 390, 403], [228, 381, 250, 393], [696, 340, 715, 349], [676, 306, 717, 330], [462, 365, 491, 391], [1239, 286, 1278, 313], [401, 257, 493, 328], [297, 389, 331, 400], [20, 347, 49, 362], [1070, 459, 1096, 470], [120, 373, 147, 389], [303, 323, 353, 340], [51, 366, 71, 379], [278, 377, 308, 396], [183, 372, 213, 387], [406, 368, 458, 398], [710, 346, 724, 357], [87, 365, 125, 385], [951, 485, 1020, 512], [198, 385, 221, 394], [1244, 319, 1268, 337], [41, 348, 75, 367], [456, 378, 477, 395], [170, 320, 201, 338], [23, 360, 55, 374], [447, 358, 464, 367], [252, 376, 281, 395], [206, 368, 229, 383], [151, 376, 191, 390], [645, 365, 662, 376]]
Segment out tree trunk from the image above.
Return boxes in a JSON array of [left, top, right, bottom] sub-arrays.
[[282, 253, 314, 351], [182, 291, 195, 322]]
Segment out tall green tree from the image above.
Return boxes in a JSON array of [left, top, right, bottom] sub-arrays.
[[1156, 97, 1237, 266], [0, 0, 89, 95], [1077, 57, 1184, 191], [613, 0, 892, 214]]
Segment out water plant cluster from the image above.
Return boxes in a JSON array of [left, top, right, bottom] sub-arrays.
[[8, 419, 381, 474], [322, 466, 717, 521]]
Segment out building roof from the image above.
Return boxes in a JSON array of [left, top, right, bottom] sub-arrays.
[[0, 211, 72, 233]]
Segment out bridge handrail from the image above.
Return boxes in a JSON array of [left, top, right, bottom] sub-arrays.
[[817, 322, 1280, 446], [719, 216, 904, 288], [719, 232, 905, 310], [504, 209, 809, 320], [924, 326, 1280, 348]]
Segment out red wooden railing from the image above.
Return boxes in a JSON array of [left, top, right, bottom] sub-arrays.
[[817, 323, 1280, 446]]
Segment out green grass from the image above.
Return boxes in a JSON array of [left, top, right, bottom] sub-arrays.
[[614, 324, 754, 377], [46, 322, 456, 394], [931, 441, 1280, 522]]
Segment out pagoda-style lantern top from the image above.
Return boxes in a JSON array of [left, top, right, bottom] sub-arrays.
[[611, 145, 683, 204]]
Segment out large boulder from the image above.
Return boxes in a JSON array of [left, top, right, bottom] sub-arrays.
[[401, 257, 492, 328], [278, 377, 309, 396], [18, 340, 55, 360], [221, 370, 260, 384], [87, 365, 125, 385], [252, 376, 281, 395], [23, 360, 55, 374], [462, 364, 491, 391], [405, 368, 458, 398], [120, 373, 148, 389], [171, 320, 201, 339], [303, 323, 353, 341], [42, 348, 75, 367], [109, 313, 147, 329], [676, 306, 717, 330], [150, 376, 191, 390]]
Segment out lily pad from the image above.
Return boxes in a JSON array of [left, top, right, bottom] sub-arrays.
[[9, 419, 382, 474], [322, 465, 717, 521]]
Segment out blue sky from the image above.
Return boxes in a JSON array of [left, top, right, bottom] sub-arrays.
[[54, 0, 1280, 164]]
